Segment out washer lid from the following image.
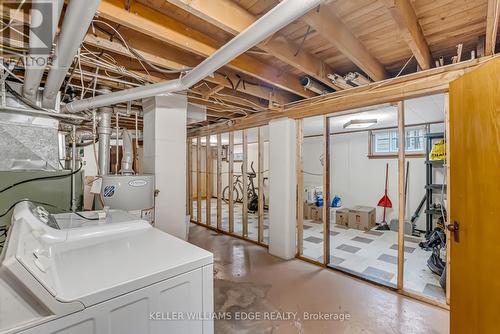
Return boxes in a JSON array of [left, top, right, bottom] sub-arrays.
[[47, 227, 213, 306]]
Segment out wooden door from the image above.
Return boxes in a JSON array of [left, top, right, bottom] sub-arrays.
[[449, 58, 500, 333]]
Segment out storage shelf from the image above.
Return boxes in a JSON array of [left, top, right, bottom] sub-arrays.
[[425, 160, 445, 166], [425, 131, 447, 234], [425, 132, 445, 139], [425, 209, 445, 216], [425, 184, 447, 191]]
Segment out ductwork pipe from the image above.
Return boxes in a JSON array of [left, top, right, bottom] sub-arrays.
[[300, 76, 331, 95], [120, 129, 134, 175], [64, 0, 321, 113], [0, 105, 88, 121], [42, 0, 101, 109], [23, 0, 64, 101], [97, 106, 112, 176]]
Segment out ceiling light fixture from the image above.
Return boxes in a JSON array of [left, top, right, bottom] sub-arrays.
[[343, 119, 377, 129]]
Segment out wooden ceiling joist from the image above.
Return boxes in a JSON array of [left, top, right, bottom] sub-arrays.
[[486, 0, 500, 55], [97, 0, 314, 98], [167, 0, 343, 91], [75, 56, 260, 118], [301, 5, 389, 81], [384, 0, 433, 70], [83, 34, 293, 104], [188, 57, 492, 137]]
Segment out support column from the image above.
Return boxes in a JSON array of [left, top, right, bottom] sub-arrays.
[[268, 118, 296, 259], [143, 94, 188, 240]]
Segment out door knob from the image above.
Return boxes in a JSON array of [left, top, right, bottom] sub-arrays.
[[446, 221, 460, 242]]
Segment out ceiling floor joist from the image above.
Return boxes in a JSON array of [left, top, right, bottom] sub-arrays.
[[97, 0, 314, 98], [301, 5, 389, 81], [167, 0, 343, 91], [188, 57, 492, 137], [83, 33, 293, 104], [384, 0, 433, 70], [486, 0, 500, 55]]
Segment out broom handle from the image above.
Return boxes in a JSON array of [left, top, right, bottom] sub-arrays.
[[385, 163, 389, 194]]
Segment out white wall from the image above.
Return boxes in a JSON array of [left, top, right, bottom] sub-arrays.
[[143, 95, 187, 240], [302, 125, 445, 231]]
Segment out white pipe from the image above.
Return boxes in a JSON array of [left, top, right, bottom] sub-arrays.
[[0, 105, 88, 121], [71, 125, 77, 211], [97, 106, 112, 176], [120, 129, 134, 175], [23, 0, 64, 101], [300, 76, 330, 95], [43, 0, 101, 108], [64, 0, 321, 113]]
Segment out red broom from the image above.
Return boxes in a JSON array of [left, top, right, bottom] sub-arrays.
[[376, 163, 392, 230]]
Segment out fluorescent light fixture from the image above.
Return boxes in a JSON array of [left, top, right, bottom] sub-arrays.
[[343, 119, 377, 129]]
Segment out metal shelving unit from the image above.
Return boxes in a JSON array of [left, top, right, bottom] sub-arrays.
[[425, 132, 446, 234]]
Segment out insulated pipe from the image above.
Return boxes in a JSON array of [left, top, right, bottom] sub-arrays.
[[120, 129, 134, 175], [71, 125, 77, 211], [42, 0, 101, 108], [0, 106, 88, 121], [97, 104, 113, 176], [300, 76, 330, 95], [23, 0, 64, 101], [64, 0, 321, 113], [97, 87, 112, 176]]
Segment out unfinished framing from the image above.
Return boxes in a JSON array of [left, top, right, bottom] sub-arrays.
[[242, 130, 249, 238], [216, 134, 222, 230], [296, 119, 304, 257], [196, 137, 202, 224], [186, 57, 498, 309], [187, 138, 193, 217], [189, 126, 269, 247], [228, 132, 234, 233], [397, 101, 406, 290], [293, 95, 451, 309], [257, 127, 265, 244], [322, 116, 331, 267], [205, 135, 212, 227]]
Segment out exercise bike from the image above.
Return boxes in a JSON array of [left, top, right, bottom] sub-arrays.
[[222, 162, 265, 213]]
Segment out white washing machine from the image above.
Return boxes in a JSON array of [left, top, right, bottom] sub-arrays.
[[0, 202, 213, 334]]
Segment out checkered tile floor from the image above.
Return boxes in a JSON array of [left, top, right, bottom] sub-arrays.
[[192, 200, 445, 303], [302, 218, 446, 303], [192, 199, 269, 244]]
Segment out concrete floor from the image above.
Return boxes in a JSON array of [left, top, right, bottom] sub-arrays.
[[188, 223, 449, 334]]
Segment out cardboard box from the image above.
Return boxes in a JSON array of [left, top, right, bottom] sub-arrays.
[[335, 209, 349, 227], [347, 206, 376, 231], [310, 205, 323, 221], [304, 203, 323, 221]]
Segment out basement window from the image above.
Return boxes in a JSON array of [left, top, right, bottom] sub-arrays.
[[369, 126, 426, 158]]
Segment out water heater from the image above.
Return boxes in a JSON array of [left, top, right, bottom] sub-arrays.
[[101, 174, 155, 224]]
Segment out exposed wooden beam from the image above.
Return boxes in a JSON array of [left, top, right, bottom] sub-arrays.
[[98, 0, 314, 98], [486, 0, 500, 55], [84, 33, 294, 104], [188, 57, 490, 137], [203, 84, 224, 99], [384, 0, 433, 70], [167, 0, 342, 90], [301, 5, 389, 81], [78, 55, 257, 117]]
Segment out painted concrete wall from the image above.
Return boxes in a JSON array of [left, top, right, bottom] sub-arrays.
[[143, 95, 187, 240], [268, 118, 296, 259]]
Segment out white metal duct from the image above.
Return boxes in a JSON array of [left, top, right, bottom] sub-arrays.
[[22, 0, 64, 102], [64, 0, 321, 113], [42, 0, 101, 108]]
